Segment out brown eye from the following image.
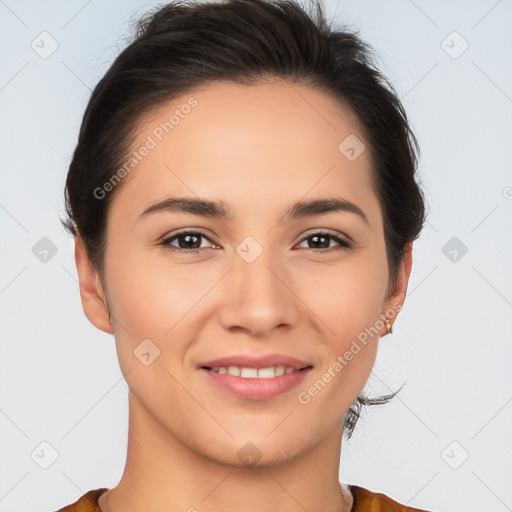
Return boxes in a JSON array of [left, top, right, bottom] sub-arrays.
[[297, 232, 351, 251], [161, 231, 215, 252]]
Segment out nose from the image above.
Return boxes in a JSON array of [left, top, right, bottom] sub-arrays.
[[216, 246, 301, 337]]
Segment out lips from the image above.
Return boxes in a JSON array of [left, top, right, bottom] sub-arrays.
[[199, 353, 313, 371], [199, 365, 313, 400], [197, 353, 314, 400]]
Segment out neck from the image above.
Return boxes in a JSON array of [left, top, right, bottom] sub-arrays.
[[99, 392, 353, 512]]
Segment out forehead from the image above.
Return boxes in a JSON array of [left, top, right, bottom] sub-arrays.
[[110, 80, 380, 225]]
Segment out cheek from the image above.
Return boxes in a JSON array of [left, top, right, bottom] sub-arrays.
[[294, 252, 388, 337], [103, 250, 228, 381], [299, 284, 383, 421], [105, 248, 212, 335], [293, 252, 387, 393]]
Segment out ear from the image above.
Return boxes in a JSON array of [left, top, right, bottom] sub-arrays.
[[74, 234, 115, 335], [379, 241, 413, 336]]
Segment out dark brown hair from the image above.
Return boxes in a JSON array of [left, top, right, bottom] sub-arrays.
[[61, 0, 427, 439]]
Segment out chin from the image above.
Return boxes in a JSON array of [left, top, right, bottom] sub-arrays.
[[195, 433, 314, 469]]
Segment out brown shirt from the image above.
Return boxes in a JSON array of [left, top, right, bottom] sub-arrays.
[[55, 486, 432, 511]]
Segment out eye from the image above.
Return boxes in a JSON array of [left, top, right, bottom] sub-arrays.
[[296, 231, 352, 252], [160, 230, 218, 253], [160, 229, 352, 254]]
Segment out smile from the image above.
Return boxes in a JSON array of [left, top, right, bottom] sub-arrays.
[[199, 366, 312, 400]]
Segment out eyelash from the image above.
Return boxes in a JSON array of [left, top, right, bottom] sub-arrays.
[[160, 230, 352, 253]]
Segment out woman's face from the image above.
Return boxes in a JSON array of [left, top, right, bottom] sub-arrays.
[[79, 80, 410, 467]]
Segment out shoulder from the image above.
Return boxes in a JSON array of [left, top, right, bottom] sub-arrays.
[[349, 485, 433, 512], [55, 488, 108, 512]]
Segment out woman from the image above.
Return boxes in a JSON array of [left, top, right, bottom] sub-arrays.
[[57, 0, 430, 510]]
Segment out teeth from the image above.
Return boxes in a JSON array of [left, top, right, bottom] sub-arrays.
[[210, 365, 296, 378]]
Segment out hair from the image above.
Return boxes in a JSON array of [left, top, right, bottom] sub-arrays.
[[61, 0, 427, 440]]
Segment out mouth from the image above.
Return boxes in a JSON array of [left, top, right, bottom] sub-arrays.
[[199, 365, 313, 400], [201, 364, 313, 377]]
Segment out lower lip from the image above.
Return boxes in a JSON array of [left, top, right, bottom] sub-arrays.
[[200, 367, 312, 400]]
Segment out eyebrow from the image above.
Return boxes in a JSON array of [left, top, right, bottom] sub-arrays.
[[139, 196, 369, 225]]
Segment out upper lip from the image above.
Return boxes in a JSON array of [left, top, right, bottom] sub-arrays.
[[199, 353, 313, 370]]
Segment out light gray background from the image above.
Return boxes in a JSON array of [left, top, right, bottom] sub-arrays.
[[1, 1, 511, 511]]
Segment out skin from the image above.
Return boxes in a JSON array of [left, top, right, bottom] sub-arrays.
[[75, 79, 413, 512]]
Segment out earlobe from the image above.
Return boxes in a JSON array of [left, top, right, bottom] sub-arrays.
[[380, 242, 413, 336], [74, 235, 115, 335]]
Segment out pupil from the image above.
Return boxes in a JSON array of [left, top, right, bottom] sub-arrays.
[[181, 234, 199, 249], [311, 235, 328, 248]]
